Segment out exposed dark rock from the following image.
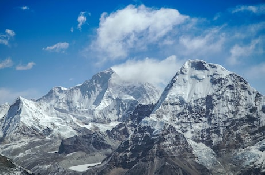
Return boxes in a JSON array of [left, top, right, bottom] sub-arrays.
[[58, 133, 111, 154], [0, 154, 33, 175], [129, 104, 155, 124], [106, 123, 130, 141], [95, 125, 210, 175], [1, 60, 265, 175], [190, 60, 209, 71]]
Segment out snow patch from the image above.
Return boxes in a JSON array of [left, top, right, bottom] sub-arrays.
[[235, 139, 265, 170], [69, 162, 101, 172], [86, 122, 121, 132], [187, 139, 221, 170]]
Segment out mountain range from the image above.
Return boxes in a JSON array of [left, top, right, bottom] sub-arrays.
[[0, 60, 264, 175]]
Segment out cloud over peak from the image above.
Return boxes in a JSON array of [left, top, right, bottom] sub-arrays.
[[43, 42, 69, 53], [90, 5, 189, 60], [112, 55, 184, 88]]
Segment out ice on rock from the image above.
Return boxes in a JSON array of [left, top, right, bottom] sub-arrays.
[[0, 68, 160, 140], [141, 59, 265, 173], [187, 139, 220, 169], [1, 60, 264, 174], [235, 139, 265, 170]]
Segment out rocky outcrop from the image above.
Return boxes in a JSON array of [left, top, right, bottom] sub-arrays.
[[0, 154, 33, 175], [0, 60, 264, 174], [58, 133, 112, 154]]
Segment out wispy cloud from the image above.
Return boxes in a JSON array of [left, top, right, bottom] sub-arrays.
[[89, 5, 188, 60], [77, 12, 89, 30], [112, 55, 184, 88], [5, 29, 15, 37], [43, 42, 69, 53], [246, 63, 265, 79], [70, 27, 74, 33], [232, 4, 265, 15], [16, 62, 36, 70], [244, 63, 265, 94], [0, 29, 15, 46], [0, 88, 41, 104], [227, 39, 259, 65], [0, 39, 8, 45], [0, 58, 13, 69], [178, 27, 225, 59], [20, 6, 29, 10]]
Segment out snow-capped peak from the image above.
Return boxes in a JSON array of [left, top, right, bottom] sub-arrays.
[[180, 59, 229, 74], [143, 60, 263, 136], [154, 60, 232, 110], [0, 67, 160, 140]]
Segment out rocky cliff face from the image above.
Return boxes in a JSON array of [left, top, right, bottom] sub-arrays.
[[0, 68, 160, 140], [0, 68, 160, 174], [0, 154, 33, 175], [140, 60, 265, 174], [0, 60, 264, 175], [95, 125, 210, 175], [83, 60, 265, 175]]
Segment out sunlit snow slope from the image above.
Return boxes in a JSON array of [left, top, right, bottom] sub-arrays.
[[142, 60, 265, 174], [0, 68, 160, 140]]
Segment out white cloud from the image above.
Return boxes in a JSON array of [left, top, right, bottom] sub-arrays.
[[5, 29, 15, 37], [232, 4, 265, 15], [77, 12, 88, 30], [0, 88, 41, 104], [0, 39, 8, 45], [213, 12, 222, 21], [90, 5, 189, 60], [178, 28, 225, 58], [43, 42, 69, 52], [0, 29, 15, 46], [70, 27, 74, 33], [112, 55, 184, 88], [0, 58, 13, 69], [21, 6, 29, 10], [83, 3, 263, 94], [227, 39, 259, 65], [246, 63, 265, 79], [16, 62, 36, 70]]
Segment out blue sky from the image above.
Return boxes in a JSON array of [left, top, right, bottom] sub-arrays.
[[0, 0, 264, 104]]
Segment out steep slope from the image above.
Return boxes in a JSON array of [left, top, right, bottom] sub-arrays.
[[92, 124, 211, 175], [141, 60, 265, 174], [90, 60, 265, 175], [0, 68, 160, 174], [0, 96, 78, 140], [0, 103, 9, 120], [38, 68, 159, 124], [0, 154, 33, 175], [1, 60, 264, 174], [0, 68, 160, 140]]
